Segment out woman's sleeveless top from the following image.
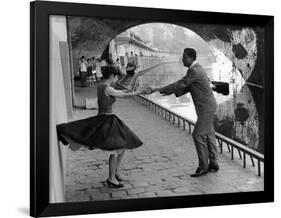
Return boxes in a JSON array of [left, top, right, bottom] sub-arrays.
[[97, 83, 116, 115]]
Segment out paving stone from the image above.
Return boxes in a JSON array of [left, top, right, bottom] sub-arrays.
[[111, 191, 127, 198], [145, 185, 163, 192], [138, 192, 157, 198], [124, 194, 138, 199], [172, 187, 191, 194], [127, 188, 146, 195], [133, 182, 149, 187], [156, 190, 175, 197], [90, 193, 111, 201]]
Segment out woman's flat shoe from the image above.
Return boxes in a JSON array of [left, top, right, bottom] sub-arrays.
[[106, 179, 124, 188]]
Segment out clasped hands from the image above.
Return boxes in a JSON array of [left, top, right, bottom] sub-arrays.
[[137, 86, 159, 95]]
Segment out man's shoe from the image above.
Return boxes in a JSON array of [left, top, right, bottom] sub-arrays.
[[190, 168, 209, 177], [208, 162, 219, 172]]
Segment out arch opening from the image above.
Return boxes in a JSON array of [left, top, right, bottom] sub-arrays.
[[68, 17, 264, 153]]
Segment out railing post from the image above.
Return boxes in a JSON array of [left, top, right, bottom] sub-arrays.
[[227, 144, 231, 153], [250, 156, 255, 167], [258, 160, 261, 176], [243, 152, 246, 168], [238, 150, 242, 159], [216, 136, 222, 153]]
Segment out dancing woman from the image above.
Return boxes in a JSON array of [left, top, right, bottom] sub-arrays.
[[57, 66, 146, 188]]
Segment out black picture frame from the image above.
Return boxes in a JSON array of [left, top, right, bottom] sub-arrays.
[[30, 1, 274, 217]]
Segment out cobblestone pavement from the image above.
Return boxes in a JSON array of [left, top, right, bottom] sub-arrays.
[[65, 88, 263, 202]]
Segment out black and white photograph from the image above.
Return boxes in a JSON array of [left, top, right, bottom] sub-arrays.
[[50, 14, 266, 203], [1, 0, 280, 217], [21, 0, 276, 216]]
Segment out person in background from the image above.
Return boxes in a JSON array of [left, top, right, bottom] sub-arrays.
[[134, 54, 139, 68], [87, 58, 93, 76], [125, 52, 129, 65], [95, 58, 102, 81], [86, 58, 95, 87], [128, 51, 135, 65], [79, 56, 88, 87], [91, 56, 97, 82], [91, 56, 96, 70], [77, 56, 83, 76], [114, 58, 121, 70], [101, 57, 108, 67]]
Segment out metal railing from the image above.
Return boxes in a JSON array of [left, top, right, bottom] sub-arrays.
[[117, 82, 264, 177], [118, 60, 180, 90]]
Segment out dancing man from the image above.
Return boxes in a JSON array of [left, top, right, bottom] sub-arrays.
[[149, 48, 219, 177]]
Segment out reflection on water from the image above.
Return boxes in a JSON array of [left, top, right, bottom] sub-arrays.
[[136, 58, 262, 153]]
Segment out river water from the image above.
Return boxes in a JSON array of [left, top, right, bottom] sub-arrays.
[[136, 58, 262, 153]]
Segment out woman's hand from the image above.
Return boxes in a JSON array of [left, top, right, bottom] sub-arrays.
[[136, 87, 148, 94], [144, 87, 153, 94], [145, 87, 159, 94], [137, 86, 158, 94]]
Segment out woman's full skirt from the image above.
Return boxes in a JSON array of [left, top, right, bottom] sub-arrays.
[[57, 114, 143, 151]]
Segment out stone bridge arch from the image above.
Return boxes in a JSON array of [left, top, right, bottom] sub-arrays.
[[68, 17, 264, 151], [68, 16, 264, 86]]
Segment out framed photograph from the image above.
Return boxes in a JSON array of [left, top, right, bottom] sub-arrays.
[[30, 1, 274, 217]]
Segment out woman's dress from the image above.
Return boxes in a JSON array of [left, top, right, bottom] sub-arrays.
[[57, 83, 143, 151]]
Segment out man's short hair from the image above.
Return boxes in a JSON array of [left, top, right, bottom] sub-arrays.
[[184, 48, 197, 60]]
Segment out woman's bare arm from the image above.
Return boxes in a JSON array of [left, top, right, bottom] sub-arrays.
[[105, 86, 143, 98]]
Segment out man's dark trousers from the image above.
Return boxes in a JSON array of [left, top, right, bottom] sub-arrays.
[[192, 109, 217, 170]]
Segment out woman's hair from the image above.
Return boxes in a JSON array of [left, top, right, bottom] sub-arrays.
[[101, 65, 122, 79]]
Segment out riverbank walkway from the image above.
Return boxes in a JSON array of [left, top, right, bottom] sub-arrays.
[[65, 86, 263, 202]]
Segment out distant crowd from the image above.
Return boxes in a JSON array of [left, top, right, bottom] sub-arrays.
[[77, 51, 140, 87], [77, 56, 122, 87]]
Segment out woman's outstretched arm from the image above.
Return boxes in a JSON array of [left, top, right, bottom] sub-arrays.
[[105, 86, 145, 98]]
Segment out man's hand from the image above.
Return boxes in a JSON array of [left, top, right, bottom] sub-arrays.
[[144, 87, 152, 94], [147, 87, 159, 93], [140, 87, 161, 94]]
